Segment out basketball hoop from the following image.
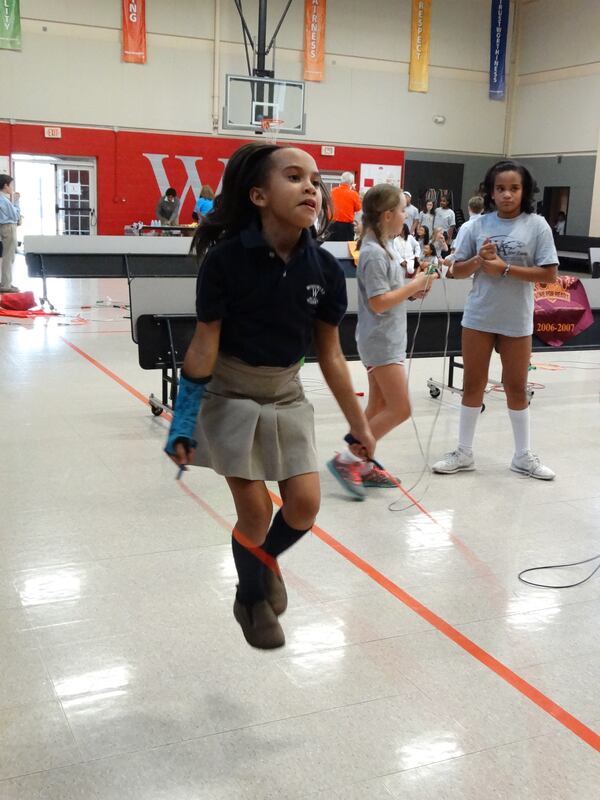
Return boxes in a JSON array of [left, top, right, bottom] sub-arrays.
[[260, 117, 285, 144]]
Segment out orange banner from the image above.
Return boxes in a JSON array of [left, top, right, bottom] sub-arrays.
[[409, 0, 431, 93], [304, 0, 326, 82], [122, 0, 146, 64]]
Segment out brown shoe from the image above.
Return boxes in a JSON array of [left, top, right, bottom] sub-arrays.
[[233, 598, 285, 649], [264, 566, 288, 616]]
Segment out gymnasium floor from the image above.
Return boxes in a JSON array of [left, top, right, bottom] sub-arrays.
[[1, 256, 599, 799]]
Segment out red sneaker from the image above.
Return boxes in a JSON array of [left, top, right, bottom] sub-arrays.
[[326, 454, 366, 500], [361, 464, 401, 488]]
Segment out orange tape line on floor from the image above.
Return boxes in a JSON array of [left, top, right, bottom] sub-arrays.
[[268, 492, 600, 752], [61, 337, 150, 407], [61, 336, 600, 753]]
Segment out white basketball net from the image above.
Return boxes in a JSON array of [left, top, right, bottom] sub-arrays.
[[261, 118, 284, 144]]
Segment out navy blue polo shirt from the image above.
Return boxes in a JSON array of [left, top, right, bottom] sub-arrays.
[[196, 224, 348, 367]]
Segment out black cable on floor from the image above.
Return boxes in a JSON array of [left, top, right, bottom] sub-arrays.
[[518, 554, 600, 588]]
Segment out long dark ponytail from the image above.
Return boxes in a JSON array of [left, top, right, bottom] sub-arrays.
[[191, 143, 279, 261], [191, 142, 332, 261]]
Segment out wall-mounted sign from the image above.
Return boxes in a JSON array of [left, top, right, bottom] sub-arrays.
[[359, 163, 403, 193], [44, 127, 62, 139]]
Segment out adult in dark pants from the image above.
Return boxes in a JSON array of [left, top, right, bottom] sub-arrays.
[[329, 172, 361, 241]]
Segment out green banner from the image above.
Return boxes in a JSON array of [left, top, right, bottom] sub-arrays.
[[0, 0, 21, 51]]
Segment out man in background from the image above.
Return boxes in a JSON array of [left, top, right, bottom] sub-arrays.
[[330, 172, 361, 241], [403, 191, 420, 234], [156, 187, 180, 226], [451, 195, 484, 253], [0, 174, 21, 293]]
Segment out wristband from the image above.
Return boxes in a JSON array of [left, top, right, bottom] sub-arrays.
[[502, 263, 511, 277], [164, 371, 211, 456]]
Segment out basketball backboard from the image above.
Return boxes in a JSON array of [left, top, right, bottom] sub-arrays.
[[223, 74, 305, 135]]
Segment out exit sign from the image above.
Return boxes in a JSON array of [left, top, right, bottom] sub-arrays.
[[44, 127, 62, 139]]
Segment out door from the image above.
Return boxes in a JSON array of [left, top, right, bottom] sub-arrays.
[[55, 161, 97, 235], [542, 186, 570, 234], [320, 171, 346, 195], [12, 159, 56, 237]]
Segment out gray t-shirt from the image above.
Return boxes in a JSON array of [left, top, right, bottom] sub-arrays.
[[419, 211, 434, 233], [451, 213, 482, 253], [404, 203, 419, 230], [156, 197, 180, 223], [356, 234, 407, 366], [433, 207, 455, 232], [455, 211, 558, 337]]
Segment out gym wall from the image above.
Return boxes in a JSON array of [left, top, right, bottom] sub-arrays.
[[4, 1, 599, 233], [0, 122, 404, 234], [512, 0, 600, 156], [3, 0, 507, 154], [510, 0, 600, 234]]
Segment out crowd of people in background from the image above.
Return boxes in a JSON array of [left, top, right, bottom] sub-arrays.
[[160, 173, 568, 258], [326, 170, 490, 280]]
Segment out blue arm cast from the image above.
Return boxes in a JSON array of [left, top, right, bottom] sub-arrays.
[[164, 372, 211, 456]]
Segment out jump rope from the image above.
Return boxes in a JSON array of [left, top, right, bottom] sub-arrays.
[[158, 248, 598, 589], [342, 262, 600, 589]]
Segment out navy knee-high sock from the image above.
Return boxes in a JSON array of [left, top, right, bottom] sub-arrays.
[[231, 534, 265, 606], [263, 509, 309, 560]]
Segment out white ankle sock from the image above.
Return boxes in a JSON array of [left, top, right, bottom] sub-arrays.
[[508, 407, 530, 457], [458, 405, 482, 454]]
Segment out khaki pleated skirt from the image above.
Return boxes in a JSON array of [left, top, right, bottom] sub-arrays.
[[192, 354, 318, 481]]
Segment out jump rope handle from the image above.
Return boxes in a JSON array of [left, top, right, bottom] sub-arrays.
[[344, 433, 384, 470]]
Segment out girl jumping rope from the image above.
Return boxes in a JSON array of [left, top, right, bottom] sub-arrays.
[[328, 184, 437, 499], [432, 160, 558, 479], [165, 143, 375, 650]]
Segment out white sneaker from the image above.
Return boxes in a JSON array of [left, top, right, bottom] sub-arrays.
[[510, 451, 555, 481], [432, 448, 475, 474]]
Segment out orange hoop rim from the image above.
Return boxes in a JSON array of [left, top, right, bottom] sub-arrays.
[[260, 117, 285, 131]]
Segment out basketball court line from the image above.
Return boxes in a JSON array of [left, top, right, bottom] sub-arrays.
[[59, 335, 600, 753]]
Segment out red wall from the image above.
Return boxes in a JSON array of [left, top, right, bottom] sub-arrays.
[[0, 122, 404, 235]]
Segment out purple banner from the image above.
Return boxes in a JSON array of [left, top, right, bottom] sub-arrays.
[[489, 0, 509, 100]]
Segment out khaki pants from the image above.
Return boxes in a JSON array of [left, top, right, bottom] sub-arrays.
[[0, 222, 17, 290]]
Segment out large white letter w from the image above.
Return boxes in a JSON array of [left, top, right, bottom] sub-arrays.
[[142, 154, 204, 205]]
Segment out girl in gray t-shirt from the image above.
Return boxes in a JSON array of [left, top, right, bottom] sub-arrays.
[[327, 185, 436, 498], [432, 160, 558, 481]]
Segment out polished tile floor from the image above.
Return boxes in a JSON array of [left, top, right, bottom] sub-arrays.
[[1, 256, 599, 798]]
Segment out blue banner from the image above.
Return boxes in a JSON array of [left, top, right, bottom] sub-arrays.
[[489, 0, 509, 100]]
